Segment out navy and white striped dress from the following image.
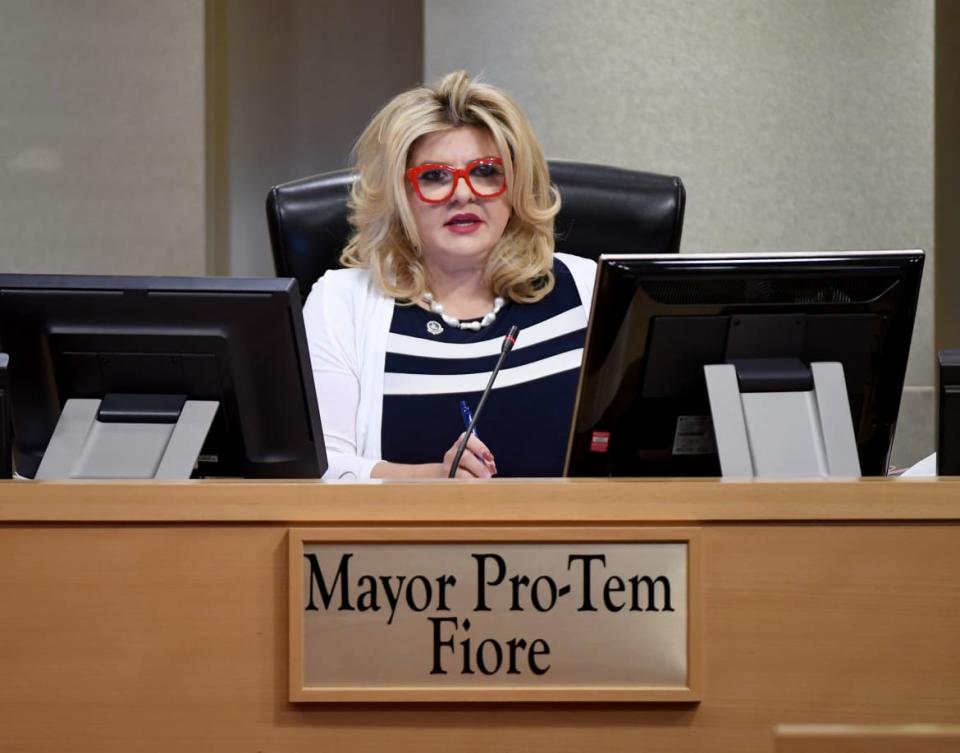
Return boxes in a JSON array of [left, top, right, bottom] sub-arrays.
[[381, 259, 588, 477]]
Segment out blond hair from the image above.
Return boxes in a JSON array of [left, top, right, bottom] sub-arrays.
[[340, 71, 560, 303]]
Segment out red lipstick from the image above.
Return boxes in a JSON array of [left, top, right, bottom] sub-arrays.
[[444, 212, 482, 234]]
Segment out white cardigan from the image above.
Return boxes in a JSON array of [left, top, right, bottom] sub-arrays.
[[302, 253, 598, 479]]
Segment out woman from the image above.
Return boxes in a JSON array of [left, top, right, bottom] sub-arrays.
[[304, 71, 595, 479]]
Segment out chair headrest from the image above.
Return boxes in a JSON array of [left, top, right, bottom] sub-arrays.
[[267, 160, 685, 302]]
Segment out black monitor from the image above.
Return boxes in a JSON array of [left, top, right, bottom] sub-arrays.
[[565, 251, 924, 477], [939, 350, 960, 476], [0, 274, 326, 479]]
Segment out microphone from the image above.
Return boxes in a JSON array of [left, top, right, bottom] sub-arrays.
[[448, 325, 519, 478]]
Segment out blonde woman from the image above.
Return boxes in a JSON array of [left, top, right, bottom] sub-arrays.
[[304, 71, 595, 479]]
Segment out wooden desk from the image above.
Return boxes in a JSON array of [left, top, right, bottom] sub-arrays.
[[774, 723, 960, 752], [1, 478, 958, 752]]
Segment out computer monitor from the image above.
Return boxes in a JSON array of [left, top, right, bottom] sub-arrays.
[[565, 251, 924, 477], [0, 274, 326, 479], [938, 350, 960, 476]]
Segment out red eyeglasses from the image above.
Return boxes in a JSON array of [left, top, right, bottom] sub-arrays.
[[405, 156, 507, 204]]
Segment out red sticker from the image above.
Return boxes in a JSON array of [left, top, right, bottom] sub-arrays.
[[590, 431, 610, 453]]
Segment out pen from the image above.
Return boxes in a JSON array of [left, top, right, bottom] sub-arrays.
[[460, 400, 478, 438]]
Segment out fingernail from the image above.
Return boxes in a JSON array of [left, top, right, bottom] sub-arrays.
[[483, 451, 494, 461]]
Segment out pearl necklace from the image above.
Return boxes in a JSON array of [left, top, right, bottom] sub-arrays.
[[422, 292, 506, 331]]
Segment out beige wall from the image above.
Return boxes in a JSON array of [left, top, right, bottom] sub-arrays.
[[426, 0, 935, 465], [221, 0, 423, 277], [0, 0, 423, 278], [0, 0, 206, 276], [936, 1, 960, 353]]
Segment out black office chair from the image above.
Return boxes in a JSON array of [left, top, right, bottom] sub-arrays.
[[266, 161, 686, 302]]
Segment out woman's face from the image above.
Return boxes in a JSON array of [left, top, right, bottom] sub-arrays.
[[406, 126, 512, 275]]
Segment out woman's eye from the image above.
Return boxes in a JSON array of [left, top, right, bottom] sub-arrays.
[[420, 168, 451, 184], [471, 163, 499, 178]]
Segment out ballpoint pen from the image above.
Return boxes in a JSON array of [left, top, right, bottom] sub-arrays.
[[459, 399, 497, 475], [459, 399, 478, 438]]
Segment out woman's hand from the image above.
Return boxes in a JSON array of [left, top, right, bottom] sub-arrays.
[[371, 434, 497, 479], [442, 433, 497, 478]]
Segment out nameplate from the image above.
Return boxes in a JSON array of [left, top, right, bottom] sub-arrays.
[[289, 527, 700, 702]]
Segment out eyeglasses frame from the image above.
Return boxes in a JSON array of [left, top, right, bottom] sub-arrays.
[[405, 156, 508, 204]]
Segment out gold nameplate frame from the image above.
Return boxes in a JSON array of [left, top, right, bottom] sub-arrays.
[[289, 527, 701, 702]]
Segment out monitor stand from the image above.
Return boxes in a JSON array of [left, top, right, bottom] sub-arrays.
[[704, 360, 861, 478], [0, 353, 11, 479], [35, 394, 218, 480]]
